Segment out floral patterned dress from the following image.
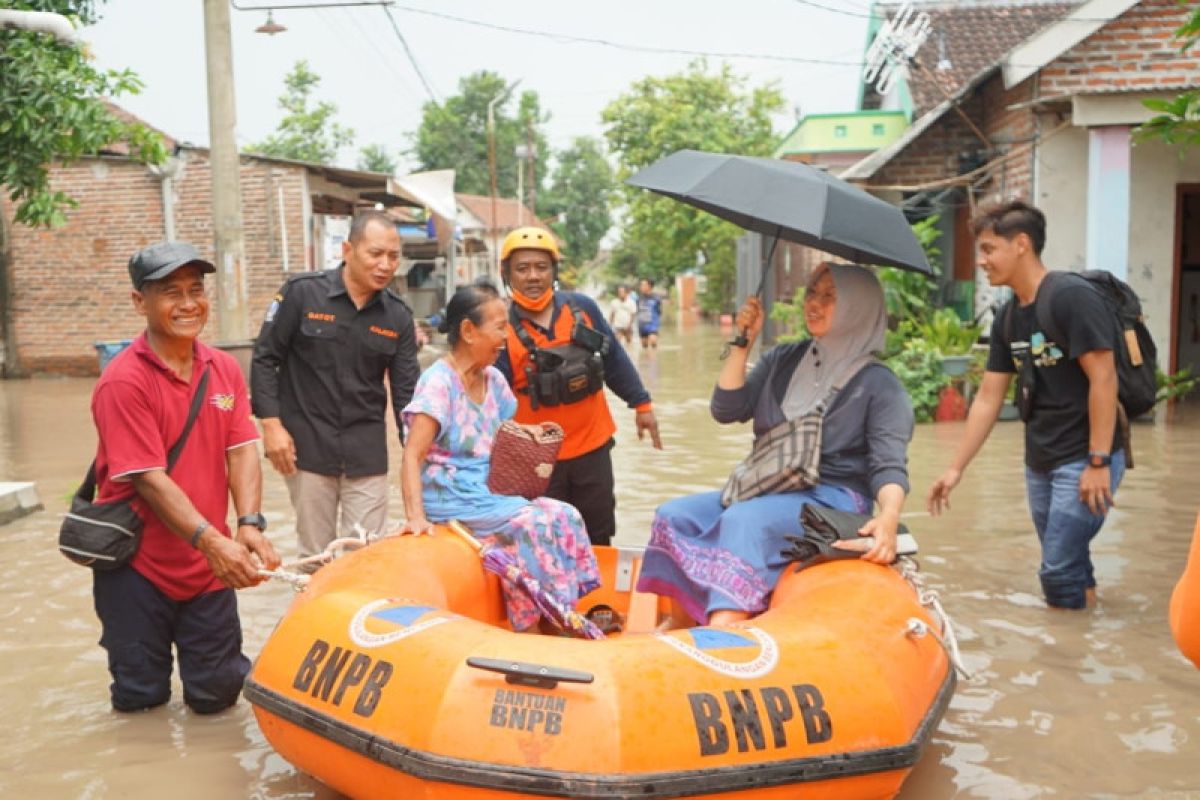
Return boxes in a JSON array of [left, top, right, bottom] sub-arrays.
[[401, 360, 600, 631]]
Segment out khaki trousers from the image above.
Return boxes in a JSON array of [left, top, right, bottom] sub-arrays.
[[284, 470, 389, 560]]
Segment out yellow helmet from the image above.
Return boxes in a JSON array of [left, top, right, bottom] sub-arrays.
[[500, 226, 560, 263]]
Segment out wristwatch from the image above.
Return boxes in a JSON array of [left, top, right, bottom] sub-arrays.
[[1087, 452, 1112, 468], [237, 512, 268, 532]]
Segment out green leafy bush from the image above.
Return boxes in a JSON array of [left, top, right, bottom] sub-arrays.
[[911, 308, 983, 356], [769, 298, 808, 343], [885, 339, 951, 423], [1157, 367, 1198, 403]]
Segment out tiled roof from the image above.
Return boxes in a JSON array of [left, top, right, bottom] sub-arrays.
[[98, 100, 178, 156], [864, 1, 1080, 117], [456, 193, 548, 232]]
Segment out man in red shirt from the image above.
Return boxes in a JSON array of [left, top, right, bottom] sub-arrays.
[[90, 241, 280, 713]]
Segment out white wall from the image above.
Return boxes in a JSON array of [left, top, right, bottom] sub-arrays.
[[1129, 139, 1200, 358], [1037, 126, 1089, 272], [1036, 125, 1200, 361]]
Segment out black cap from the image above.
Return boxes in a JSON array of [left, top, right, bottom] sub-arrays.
[[128, 241, 215, 289]]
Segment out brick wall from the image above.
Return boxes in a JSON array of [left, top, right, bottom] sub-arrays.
[[871, 74, 1038, 202], [1040, 0, 1198, 96], [170, 152, 310, 341], [3, 150, 311, 376], [867, 0, 1196, 199], [4, 158, 163, 375]]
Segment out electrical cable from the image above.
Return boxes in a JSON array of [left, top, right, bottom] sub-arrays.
[[381, 5, 439, 103], [337, 7, 421, 96], [384, 2, 868, 66]]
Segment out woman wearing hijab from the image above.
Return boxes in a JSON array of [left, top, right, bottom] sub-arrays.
[[636, 263, 914, 626]]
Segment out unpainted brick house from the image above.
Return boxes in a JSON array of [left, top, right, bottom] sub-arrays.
[[843, 0, 1200, 378], [0, 108, 422, 376]]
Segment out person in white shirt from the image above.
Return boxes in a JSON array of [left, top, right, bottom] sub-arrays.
[[607, 284, 637, 345]]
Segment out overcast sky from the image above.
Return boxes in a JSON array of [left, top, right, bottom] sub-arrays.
[[84, 0, 876, 173]]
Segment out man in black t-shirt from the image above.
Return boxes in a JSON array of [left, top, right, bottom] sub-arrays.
[[926, 200, 1124, 610]]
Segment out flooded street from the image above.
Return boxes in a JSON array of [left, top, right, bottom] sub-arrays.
[[1, 318, 1198, 799]]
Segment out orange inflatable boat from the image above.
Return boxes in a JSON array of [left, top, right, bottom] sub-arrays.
[[246, 526, 955, 799], [1170, 511, 1200, 669]]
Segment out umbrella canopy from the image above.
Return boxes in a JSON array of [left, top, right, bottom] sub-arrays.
[[626, 149, 932, 274]]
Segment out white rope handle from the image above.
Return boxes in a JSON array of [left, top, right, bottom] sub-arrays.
[[256, 525, 374, 590], [897, 556, 976, 682]]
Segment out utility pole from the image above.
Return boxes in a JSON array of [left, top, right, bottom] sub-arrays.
[[486, 79, 520, 274], [514, 143, 532, 226], [525, 115, 537, 218], [203, 0, 250, 341]]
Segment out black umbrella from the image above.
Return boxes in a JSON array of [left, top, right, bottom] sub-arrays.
[[627, 150, 931, 349], [626, 149, 932, 274]]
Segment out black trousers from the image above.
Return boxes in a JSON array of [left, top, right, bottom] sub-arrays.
[[92, 566, 249, 714], [547, 438, 616, 546]]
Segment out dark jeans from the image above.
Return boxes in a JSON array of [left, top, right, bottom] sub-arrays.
[[1025, 450, 1126, 609], [547, 439, 616, 546], [93, 566, 249, 714]]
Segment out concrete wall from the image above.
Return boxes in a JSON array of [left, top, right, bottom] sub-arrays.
[[1129, 141, 1200, 361], [1038, 126, 1200, 362], [1037, 124, 1090, 274]]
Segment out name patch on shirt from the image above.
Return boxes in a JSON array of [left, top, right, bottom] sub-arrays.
[[370, 325, 399, 339], [306, 312, 336, 322]]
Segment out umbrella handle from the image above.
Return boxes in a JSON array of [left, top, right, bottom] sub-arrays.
[[445, 519, 484, 553], [721, 229, 778, 360]]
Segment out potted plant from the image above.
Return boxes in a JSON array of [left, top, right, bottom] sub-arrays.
[[1158, 367, 1198, 404], [917, 308, 984, 374]]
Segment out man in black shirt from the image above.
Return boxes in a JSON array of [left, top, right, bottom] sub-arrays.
[[927, 200, 1124, 609], [251, 211, 420, 562]]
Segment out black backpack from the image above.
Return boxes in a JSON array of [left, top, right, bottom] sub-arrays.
[[1004, 269, 1158, 420]]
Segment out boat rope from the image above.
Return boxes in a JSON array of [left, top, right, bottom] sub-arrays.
[[256, 525, 377, 591], [897, 556, 976, 682]]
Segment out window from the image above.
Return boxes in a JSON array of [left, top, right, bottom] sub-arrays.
[[833, 125, 848, 138]]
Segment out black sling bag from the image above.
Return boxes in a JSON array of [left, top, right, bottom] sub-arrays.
[[58, 367, 210, 570]]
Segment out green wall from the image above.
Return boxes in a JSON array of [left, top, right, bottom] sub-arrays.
[[774, 111, 908, 157]]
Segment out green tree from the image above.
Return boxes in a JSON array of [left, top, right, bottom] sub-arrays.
[[250, 60, 353, 164], [602, 60, 783, 313], [1, 0, 165, 227], [358, 143, 397, 174], [1137, 3, 1200, 147], [410, 71, 549, 200], [542, 137, 615, 269]]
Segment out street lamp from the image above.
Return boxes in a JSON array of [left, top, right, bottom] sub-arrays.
[[255, 10, 286, 35], [487, 79, 521, 273], [514, 143, 534, 226]]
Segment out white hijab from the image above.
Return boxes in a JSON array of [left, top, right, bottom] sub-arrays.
[[781, 263, 888, 419]]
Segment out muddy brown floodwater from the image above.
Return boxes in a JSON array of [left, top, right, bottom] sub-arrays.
[[0, 318, 1197, 799]]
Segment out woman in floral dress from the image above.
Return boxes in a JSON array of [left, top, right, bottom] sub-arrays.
[[398, 284, 600, 633]]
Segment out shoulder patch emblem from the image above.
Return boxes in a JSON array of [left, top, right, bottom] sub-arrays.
[[210, 393, 236, 412], [264, 297, 282, 323]]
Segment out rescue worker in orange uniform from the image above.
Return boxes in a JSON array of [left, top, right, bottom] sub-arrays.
[[494, 227, 663, 546]]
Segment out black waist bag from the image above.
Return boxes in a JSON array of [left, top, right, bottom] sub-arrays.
[[59, 473, 143, 570], [58, 368, 209, 570]]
